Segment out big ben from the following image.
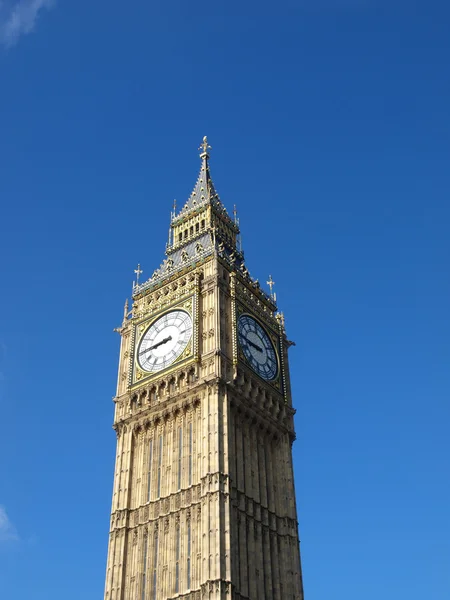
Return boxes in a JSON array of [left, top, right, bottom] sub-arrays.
[[104, 137, 304, 600]]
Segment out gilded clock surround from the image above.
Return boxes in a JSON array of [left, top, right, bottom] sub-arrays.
[[104, 138, 304, 600], [235, 307, 282, 389], [132, 296, 196, 386]]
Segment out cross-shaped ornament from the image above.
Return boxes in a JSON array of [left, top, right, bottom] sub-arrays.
[[267, 275, 276, 299], [199, 135, 211, 156], [134, 263, 143, 284]]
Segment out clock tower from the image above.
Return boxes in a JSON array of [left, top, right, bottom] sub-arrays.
[[104, 138, 304, 600]]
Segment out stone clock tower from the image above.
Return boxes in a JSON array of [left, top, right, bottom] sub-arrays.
[[104, 138, 304, 600]]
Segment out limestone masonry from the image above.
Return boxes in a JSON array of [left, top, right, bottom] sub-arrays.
[[104, 138, 304, 600]]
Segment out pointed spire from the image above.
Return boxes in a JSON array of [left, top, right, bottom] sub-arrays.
[[174, 136, 223, 218], [122, 298, 129, 326]]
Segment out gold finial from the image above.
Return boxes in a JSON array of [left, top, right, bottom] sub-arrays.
[[276, 311, 285, 329], [199, 135, 211, 157], [134, 263, 143, 285], [267, 275, 276, 301]]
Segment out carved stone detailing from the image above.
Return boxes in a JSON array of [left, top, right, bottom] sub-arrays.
[[115, 387, 202, 429], [200, 580, 232, 597], [230, 488, 299, 539], [133, 267, 203, 312], [200, 472, 230, 496], [231, 267, 277, 318], [104, 147, 303, 600], [228, 384, 294, 438], [126, 485, 201, 529]]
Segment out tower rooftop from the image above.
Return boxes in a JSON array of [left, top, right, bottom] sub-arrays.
[[172, 136, 229, 223], [132, 137, 274, 309]]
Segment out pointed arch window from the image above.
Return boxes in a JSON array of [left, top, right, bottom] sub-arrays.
[[152, 532, 159, 600], [188, 422, 193, 486], [175, 523, 180, 594], [187, 520, 191, 589], [177, 426, 183, 490], [157, 435, 163, 498], [147, 439, 153, 502], [142, 535, 148, 600]]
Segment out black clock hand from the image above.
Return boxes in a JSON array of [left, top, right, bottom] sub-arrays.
[[139, 336, 173, 355], [152, 336, 173, 350], [242, 336, 263, 353]]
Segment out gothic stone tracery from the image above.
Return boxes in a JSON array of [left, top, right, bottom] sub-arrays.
[[104, 139, 304, 600]]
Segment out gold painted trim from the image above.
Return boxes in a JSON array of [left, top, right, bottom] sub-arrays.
[[236, 309, 282, 387], [131, 296, 196, 385]]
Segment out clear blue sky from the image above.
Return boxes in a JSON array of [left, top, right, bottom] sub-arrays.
[[0, 1, 449, 598]]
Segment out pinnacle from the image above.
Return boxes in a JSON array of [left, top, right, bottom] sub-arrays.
[[173, 136, 226, 221]]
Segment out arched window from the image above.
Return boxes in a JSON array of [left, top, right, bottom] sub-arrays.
[[152, 533, 159, 600], [188, 422, 193, 486], [141, 535, 148, 600], [157, 435, 163, 498], [147, 439, 153, 502], [177, 426, 183, 490], [187, 520, 191, 589], [175, 524, 180, 593]]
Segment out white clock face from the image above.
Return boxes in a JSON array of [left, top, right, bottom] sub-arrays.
[[237, 314, 278, 381], [137, 310, 193, 373]]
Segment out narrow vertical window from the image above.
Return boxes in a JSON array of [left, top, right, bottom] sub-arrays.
[[175, 524, 180, 593], [157, 435, 163, 498], [187, 520, 191, 589], [147, 439, 153, 502], [142, 536, 148, 600], [152, 533, 158, 600], [188, 422, 193, 486], [177, 426, 183, 490]]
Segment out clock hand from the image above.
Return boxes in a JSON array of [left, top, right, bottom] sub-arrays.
[[242, 336, 263, 353], [152, 336, 173, 350], [139, 336, 173, 355]]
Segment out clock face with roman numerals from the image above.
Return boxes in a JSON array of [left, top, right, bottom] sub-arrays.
[[237, 314, 278, 381], [137, 310, 193, 373]]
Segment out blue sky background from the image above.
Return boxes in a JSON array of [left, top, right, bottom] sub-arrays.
[[0, 1, 449, 598]]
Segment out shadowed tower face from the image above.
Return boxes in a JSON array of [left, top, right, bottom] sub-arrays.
[[104, 138, 304, 600]]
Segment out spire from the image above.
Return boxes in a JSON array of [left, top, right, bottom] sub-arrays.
[[174, 135, 223, 218]]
